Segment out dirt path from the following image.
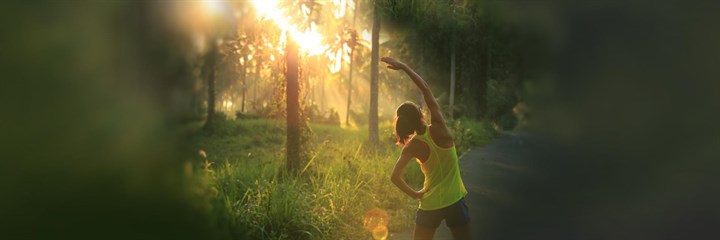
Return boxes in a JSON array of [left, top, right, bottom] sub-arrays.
[[388, 132, 531, 240]]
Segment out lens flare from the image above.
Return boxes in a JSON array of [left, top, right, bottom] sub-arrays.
[[364, 208, 389, 239], [372, 225, 389, 240]]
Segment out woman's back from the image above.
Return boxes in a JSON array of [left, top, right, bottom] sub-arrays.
[[412, 126, 467, 210]]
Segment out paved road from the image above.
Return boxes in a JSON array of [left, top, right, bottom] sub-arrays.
[[389, 132, 533, 240]]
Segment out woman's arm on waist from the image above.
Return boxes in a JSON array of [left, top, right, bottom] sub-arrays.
[[391, 147, 425, 199]]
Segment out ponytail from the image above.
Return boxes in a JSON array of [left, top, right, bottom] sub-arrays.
[[394, 102, 425, 146]]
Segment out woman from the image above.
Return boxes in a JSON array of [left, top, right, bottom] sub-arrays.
[[383, 57, 470, 240]]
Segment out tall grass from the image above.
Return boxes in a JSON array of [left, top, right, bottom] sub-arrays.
[[185, 117, 493, 239]]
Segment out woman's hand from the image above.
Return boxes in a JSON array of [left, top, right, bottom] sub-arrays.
[[413, 189, 427, 200], [381, 57, 406, 71]]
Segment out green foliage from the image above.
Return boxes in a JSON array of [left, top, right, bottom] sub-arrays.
[[375, 0, 530, 123], [235, 111, 261, 120], [512, 101, 530, 129], [304, 104, 341, 126], [486, 79, 519, 130], [190, 115, 285, 161], [348, 109, 369, 126], [449, 118, 496, 155], [187, 120, 419, 239]]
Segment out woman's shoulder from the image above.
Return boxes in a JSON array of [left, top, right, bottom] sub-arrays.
[[404, 138, 430, 162], [406, 136, 428, 148], [428, 124, 454, 148]]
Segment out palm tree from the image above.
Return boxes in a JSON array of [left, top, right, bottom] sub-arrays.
[[368, 2, 380, 146], [286, 41, 300, 172], [345, 0, 360, 127]]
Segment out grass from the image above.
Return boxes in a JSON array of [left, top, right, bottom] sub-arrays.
[[183, 116, 494, 239]]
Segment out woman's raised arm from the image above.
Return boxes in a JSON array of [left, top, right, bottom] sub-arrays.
[[381, 57, 448, 128]]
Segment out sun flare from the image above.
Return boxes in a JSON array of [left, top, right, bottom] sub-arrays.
[[251, 0, 328, 56]]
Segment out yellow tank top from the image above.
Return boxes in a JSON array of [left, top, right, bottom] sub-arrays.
[[413, 126, 468, 210]]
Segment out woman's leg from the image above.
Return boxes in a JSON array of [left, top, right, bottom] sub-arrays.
[[446, 198, 471, 239], [413, 224, 437, 240], [415, 208, 441, 240], [449, 224, 471, 240]]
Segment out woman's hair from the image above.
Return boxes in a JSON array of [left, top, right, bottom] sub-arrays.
[[394, 101, 425, 146]]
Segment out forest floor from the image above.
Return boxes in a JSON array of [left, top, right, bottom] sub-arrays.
[[389, 132, 530, 240]]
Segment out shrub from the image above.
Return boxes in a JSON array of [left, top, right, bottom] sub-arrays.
[[449, 118, 496, 154]]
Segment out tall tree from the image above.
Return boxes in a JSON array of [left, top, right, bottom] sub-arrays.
[[368, 2, 380, 145], [320, 71, 325, 112], [240, 52, 248, 113], [417, 44, 425, 109], [345, 0, 360, 127], [486, 36, 492, 117], [254, 50, 261, 110], [448, 5, 457, 119], [203, 44, 218, 130], [449, 43, 456, 119], [286, 41, 300, 172]]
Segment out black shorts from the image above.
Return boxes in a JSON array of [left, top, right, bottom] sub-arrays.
[[415, 197, 470, 228]]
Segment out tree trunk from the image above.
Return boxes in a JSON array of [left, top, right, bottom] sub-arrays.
[[286, 41, 300, 172], [369, 3, 380, 146], [487, 40, 492, 83], [417, 45, 425, 109], [449, 43, 456, 119], [345, 0, 360, 128], [203, 44, 218, 130], [484, 39, 492, 117], [241, 54, 247, 113], [345, 47, 354, 127], [254, 54, 261, 111], [321, 74, 325, 112], [475, 37, 490, 118]]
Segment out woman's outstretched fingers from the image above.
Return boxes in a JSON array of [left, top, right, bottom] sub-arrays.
[[381, 56, 394, 64], [381, 57, 404, 70]]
